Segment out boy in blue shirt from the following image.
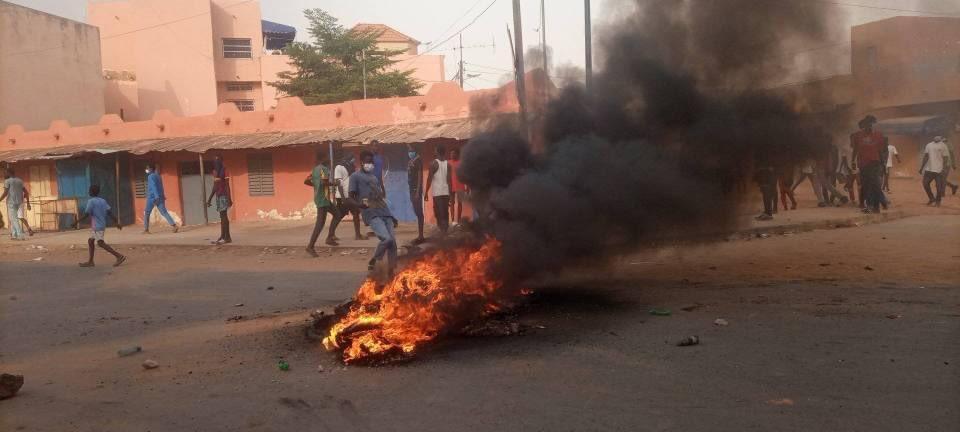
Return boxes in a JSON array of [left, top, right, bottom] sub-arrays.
[[75, 184, 126, 267]]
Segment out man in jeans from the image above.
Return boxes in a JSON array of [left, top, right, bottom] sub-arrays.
[[143, 163, 179, 233], [349, 150, 398, 276], [851, 116, 888, 213]]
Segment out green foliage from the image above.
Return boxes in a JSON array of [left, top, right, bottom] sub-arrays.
[[269, 9, 422, 105]]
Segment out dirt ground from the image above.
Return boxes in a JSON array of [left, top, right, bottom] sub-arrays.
[[1, 215, 958, 431]]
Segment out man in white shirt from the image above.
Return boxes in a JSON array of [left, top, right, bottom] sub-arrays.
[[334, 153, 364, 240], [919, 136, 950, 206], [883, 138, 901, 193]]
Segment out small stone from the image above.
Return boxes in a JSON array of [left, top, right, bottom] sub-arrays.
[[676, 336, 699, 347], [266, 286, 274, 291], [886, 314, 902, 319], [31, 257, 43, 262], [316, 365, 324, 373], [864, 266, 874, 271], [714, 318, 729, 326], [8, 296, 16, 301], [0, 373, 25, 399], [233, 303, 244, 307], [142, 360, 159, 369]]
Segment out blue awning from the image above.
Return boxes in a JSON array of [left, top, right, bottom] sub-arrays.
[[875, 115, 952, 136], [262, 20, 296, 50]]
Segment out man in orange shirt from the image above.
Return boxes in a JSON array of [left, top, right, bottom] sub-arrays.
[[448, 148, 468, 225]]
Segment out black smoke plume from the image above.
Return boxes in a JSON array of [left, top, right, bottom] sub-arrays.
[[459, 0, 837, 284]]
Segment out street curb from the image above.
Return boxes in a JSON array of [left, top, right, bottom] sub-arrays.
[[739, 210, 909, 238]]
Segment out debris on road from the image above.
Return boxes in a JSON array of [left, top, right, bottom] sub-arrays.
[[819, 263, 830, 267], [0, 373, 24, 399], [31, 257, 43, 262], [714, 318, 729, 326], [864, 265, 874, 271], [676, 336, 700, 347], [649, 308, 672, 316], [233, 303, 244, 307], [886, 314, 902, 320], [357, 249, 368, 255], [117, 346, 142, 357], [142, 360, 159, 370], [266, 286, 274, 291], [461, 318, 522, 337], [8, 296, 16, 301], [680, 303, 703, 312], [316, 365, 324, 373], [277, 360, 290, 371], [767, 398, 795, 406], [340, 250, 352, 256], [226, 315, 244, 322]]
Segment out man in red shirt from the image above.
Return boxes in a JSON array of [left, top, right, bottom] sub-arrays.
[[448, 148, 468, 225], [851, 116, 888, 213]]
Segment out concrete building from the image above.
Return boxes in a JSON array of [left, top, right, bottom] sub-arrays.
[[0, 1, 105, 131], [88, 0, 297, 121], [352, 23, 446, 93]]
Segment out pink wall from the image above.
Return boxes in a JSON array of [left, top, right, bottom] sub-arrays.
[[211, 0, 266, 83], [391, 54, 446, 93]]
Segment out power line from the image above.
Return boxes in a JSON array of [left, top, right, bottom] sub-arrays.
[[420, 0, 500, 56], [766, 0, 960, 16], [465, 61, 512, 73], [424, 0, 487, 49]]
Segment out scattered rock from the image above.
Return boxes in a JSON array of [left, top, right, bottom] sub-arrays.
[[714, 318, 729, 326], [0, 373, 24, 399], [117, 346, 142, 357], [767, 398, 795, 406], [31, 257, 43, 262], [676, 336, 699, 347], [340, 250, 352, 256], [69, 244, 77, 250], [864, 266, 874, 271], [233, 303, 244, 307], [461, 319, 523, 337], [142, 360, 159, 370], [8, 296, 16, 301], [680, 303, 703, 312], [316, 365, 324, 373], [266, 286, 274, 291], [357, 249, 369, 255], [819, 263, 830, 267], [226, 315, 244, 322], [886, 314, 902, 320]]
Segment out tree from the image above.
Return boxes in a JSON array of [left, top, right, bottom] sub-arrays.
[[270, 9, 422, 105]]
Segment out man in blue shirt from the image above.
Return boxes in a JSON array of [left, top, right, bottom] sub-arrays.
[[349, 150, 397, 275], [144, 163, 179, 233], [75, 184, 126, 267]]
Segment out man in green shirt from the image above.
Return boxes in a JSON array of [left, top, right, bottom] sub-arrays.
[[305, 151, 344, 256]]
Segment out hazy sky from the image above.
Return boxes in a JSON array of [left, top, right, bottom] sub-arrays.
[[8, 0, 960, 89]]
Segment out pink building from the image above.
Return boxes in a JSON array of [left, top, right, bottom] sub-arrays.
[[352, 23, 446, 93]]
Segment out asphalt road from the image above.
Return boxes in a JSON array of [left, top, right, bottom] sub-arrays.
[[1, 215, 958, 431]]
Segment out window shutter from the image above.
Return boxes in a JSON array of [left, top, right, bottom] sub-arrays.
[[247, 154, 275, 196], [133, 160, 148, 198]]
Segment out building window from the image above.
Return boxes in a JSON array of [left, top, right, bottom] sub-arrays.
[[247, 154, 275, 196], [133, 160, 149, 198], [226, 83, 254, 92], [230, 99, 255, 112], [223, 38, 252, 58]]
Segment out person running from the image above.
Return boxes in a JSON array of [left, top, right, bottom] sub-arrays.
[[75, 184, 126, 267], [348, 151, 398, 275], [304, 151, 343, 256], [919, 136, 951, 207], [448, 148, 468, 224], [1, 168, 28, 240], [777, 164, 797, 211], [424, 145, 453, 234], [792, 158, 826, 207], [883, 137, 901, 193], [205, 156, 232, 244], [334, 153, 365, 241], [407, 145, 426, 244], [143, 163, 179, 233], [851, 116, 887, 213]]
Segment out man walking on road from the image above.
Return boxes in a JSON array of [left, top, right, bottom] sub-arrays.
[[407, 145, 426, 244], [305, 152, 343, 255], [851, 116, 887, 213], [883, 138, 901, 193], [75, 184, 126, 268], [920, 136, 951, 206], [333, 153, 365, 241], [349, 151, 398, 276], [1, 168, 28, 240], [143, 163, 179, 234], [424, 145, 453, 234]]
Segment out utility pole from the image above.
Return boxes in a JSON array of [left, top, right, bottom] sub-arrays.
[[459, 33, 464, 89], [584, 0, 593, 92], [512, 0, 528, 133], [540, 0, 547, 77], [362, 49, 367, 99]]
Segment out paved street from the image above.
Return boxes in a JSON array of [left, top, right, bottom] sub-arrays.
[[1, 213, 957, 431]]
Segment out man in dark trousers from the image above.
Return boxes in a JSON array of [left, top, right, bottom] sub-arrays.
[[851, 116, 888, 213], [305, 151, 343, 255], [333, 153, 365, 241], [407, 145, 426, 244], [424, 144, 453, 234]]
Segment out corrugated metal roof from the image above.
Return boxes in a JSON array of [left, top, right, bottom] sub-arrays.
[[0, 116, 502, 163]]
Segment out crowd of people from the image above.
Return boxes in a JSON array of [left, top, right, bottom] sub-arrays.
[[755, 115, 957, 220]]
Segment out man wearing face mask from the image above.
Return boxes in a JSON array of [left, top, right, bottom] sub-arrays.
[[349, 150, 398, 275], [143, 163, 179, 233], [407, 145, 426, 244]]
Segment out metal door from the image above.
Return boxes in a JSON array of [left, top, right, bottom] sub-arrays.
[[178, 161, 219, 226], [381, 145, 415, 222], [56, 158, 90, 228]]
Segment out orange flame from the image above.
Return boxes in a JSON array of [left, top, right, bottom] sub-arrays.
[[323, 238, 509, 364]]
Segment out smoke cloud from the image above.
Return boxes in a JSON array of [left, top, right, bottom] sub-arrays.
[[459, 0, 837, 284]]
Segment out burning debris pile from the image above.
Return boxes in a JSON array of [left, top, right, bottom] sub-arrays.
[[322, 0, 838, 364]]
